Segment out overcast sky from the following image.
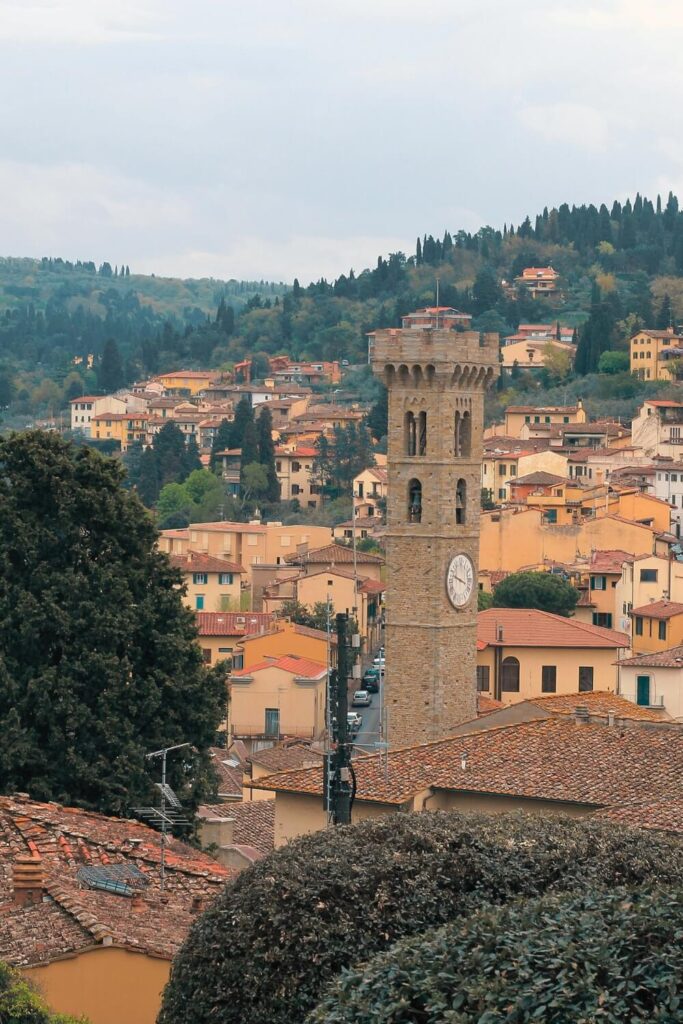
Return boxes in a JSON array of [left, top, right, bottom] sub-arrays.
[[2, 0, 683, 283]]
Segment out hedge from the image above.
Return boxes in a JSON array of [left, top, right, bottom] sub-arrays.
[[0, 961, 85, 1023], [310, 885, 683, 1023], [158, 811, 683, 1024]]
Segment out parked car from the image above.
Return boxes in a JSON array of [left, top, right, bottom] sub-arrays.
[[373, 655, 385, 668], [347, 712, 362, 733], [352, 690, 372, 707], [363, 667, 380, 691]]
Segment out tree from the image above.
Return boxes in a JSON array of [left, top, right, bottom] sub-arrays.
[[472, 266, 503, 313], [478, 590, 493, 611], [210, 418, 233, 470], [257, 406, 280, 503], [598, 350, 630, 374], [240, 462, 268, 504], [228, 397, 253, 450], [0, 960, 82, 1023], [98, 338, 124, 392], [0, 431, 226, 817], [183, 434, 202, 477], [366, 386, 388, 440], [540, 343, 572, 383], [154, 421, 188, 488], [492, 570, 578, 617], [137, 445, 160, 506]]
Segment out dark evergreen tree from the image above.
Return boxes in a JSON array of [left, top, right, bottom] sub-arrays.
[[122, 439, 144, 489], [257, 406, 280, 503], [210, 418, 233, 469], [98, 338, 124, 392], [657, 293, 673, 330], [154, 421, 188, 487], [472, 266, 503, 314], [137, 445, 160, 506], [240, 420, 259, 470], [228, 397, 253, 449], [0, 431, 226, 816], [366, 385, 388, 440], [183, 434, 202, 477]]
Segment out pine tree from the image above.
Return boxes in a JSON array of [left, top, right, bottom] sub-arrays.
[[98, 338, 125, 392], [0, 431, 226, 817], [257, 406, 280, 503]]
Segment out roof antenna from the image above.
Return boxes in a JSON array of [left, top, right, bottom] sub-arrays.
[[436, 277, 440, 329], [135, 742, 192, 892]]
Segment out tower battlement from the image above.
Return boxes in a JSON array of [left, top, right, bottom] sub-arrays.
[[369, 329, 499, 385]]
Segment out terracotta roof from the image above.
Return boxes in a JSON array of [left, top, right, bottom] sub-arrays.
[[254, 717, 683, 812], [232, 654, 327, 679], [195, 612, 274, 636], [644, 399, 683, 408], [526, 691, 663, 721], [285, 543, 384, 565], [69, 395, 100, 403], [197, 801, 275, 857], [359, 579, 385, 595], [620, 645, 683, 668], [248, 743, 324, 773], [156, 370, 220, 380], [589, 549, 637, 573], [511, 471, 567, 487], [631, 600, 683, 621], [477, 694, 503, 716], [0, 795, 231, 968], [169, 551, 244, 574], [209, 747, 243, 797], [477, 608, 629, 649], [594, 800, 683, 834]]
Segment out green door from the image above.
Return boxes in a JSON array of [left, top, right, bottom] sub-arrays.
[[636, 675, 650, 707]]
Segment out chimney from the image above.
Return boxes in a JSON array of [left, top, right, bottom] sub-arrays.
[[607, 711, 616, 727], [13, 855, 44, 906], [496, 625, 504, 642], [573, 705, 590, 725], [191, 895, 205, 915], [131, 893, 146, 913], [199, 816, 235, 849]]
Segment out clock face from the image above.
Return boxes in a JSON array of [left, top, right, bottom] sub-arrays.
[[446, 553, 474, 609]]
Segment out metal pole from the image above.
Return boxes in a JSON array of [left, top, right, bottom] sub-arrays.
[[160, 749, 167, 892]]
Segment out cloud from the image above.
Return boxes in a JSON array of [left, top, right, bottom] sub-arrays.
[[517, 103, 609, 153], [0, 0, 163, 44], [553, 0, 683, 31]]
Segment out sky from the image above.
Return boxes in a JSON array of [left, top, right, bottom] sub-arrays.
[[3, 0, 683, 284]]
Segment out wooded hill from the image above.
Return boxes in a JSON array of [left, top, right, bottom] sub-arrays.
[[3, 192, 683, 418]]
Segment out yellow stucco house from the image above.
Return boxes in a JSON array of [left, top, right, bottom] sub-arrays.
[[275, 446, 321, 508], [630, 328, 683, 381], [195, 611, 275, 667], [503, 402, 586, 438], [229, 654, 327, 750], [630, 599, 683, 655], [236, 618, 335, 670], [153, 370, 221, 395], [476, 608, 629, 704], [91, 412, 149, 451], [169, 550, 244, 612]]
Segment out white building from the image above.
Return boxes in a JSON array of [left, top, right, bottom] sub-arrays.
[[654, 464, 683, 537], [631, 399, 683, 459]]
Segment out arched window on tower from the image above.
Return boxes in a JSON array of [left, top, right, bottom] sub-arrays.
[[405, 411, 417, 456], [408, 478, 422, 523], [456, 478, 466, 524], [454, 409, 472, 458], [418, 411, 427, 456]]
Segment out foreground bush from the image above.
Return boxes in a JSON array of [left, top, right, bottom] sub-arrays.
[[0, 961, 84, 1023], [158, 811, 683, 1024], [310, 885, 683, 1023]]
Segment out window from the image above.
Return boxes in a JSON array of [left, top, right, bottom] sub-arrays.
[[406, 411, 417, 456], [563, 416, 569, 423], [418, 411, 427, 456], [592, 613, 613, 628], [193, 572, 208, 585], [357, 481, 364, 498], [640, 569, 658, 582], [501, 657, 520, 692], [498, 464, 506, 476], [578, 666, 594, 692], [217, 647, 233, 654], [591, 575, 607, 591], [659, 620, 667, 641], [545, 416, 551, 423], [525, 415, 531, 423], [219, 572, 233, 585], [276, 460, 282, 472], [456, 479, 466, 524], [201, 648, 212, 663], [498, 488, 506, 500], [544, 509, 557, 524], [408, 479, 422, 522], [476, 666, 490, 692], [195, 595, 205, 610], [541, 666, 556, 693], [510, 466, 516, 476], [264, 708, 280, 738], [291, 461, 301, 472], [232, 652, 244, 669], [635, 616, 643, 636], [292, 484, 301, 495], [636, 675, 651, 707], [673, 474, 679, 483]]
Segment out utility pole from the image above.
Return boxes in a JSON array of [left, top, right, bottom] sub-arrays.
[[324, 612, 353, 824]]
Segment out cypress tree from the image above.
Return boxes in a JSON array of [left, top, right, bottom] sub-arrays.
[[257, 406, 280, 503], [228, 397, 253, 450], [98, 338, 125, 392], [210, 418, 233, 469], [183, 434, 202, 477], [154, 422, 187, 487], [137, 446, 160, 506]]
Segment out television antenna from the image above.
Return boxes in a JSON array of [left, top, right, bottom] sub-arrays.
[[134, 742, 192, 891]]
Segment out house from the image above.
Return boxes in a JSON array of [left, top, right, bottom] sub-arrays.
[[481, 447, 569, 503], [275, 446, 321, 508], [654, 461, 683, 537], [632, 399, 683, 458], [169, 551, 244, 612], [630, 600, 683, 655], [399, 306, 472, 330], [476, 608, 630, 703], [333, 516, 385, 544], [153, 370, 221, 396], [235, 618, 336, 671], [619, 645, 683, 717], [501, 402, 587, 438], [270, 359, 341, 387], [228, 654, 328, 750], [499, 337, 575, 371], [0, 794, 230, 1024], [197, 800, 275, 870], [195, 610, 275, 667], [515, 265, 560, 298], [583, 549, 636, 630], [90, 412, 149, 451], [353, 465, 388, 517], [502, 322, 574, 345], [245, 743, 324, 799], [285, 541, 384, 582], [630, 328, 683, 381], [254, 708, 683, 846]]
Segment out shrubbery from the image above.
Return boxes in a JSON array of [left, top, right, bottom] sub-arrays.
[[158, 811, 683, 1024], [0, 960, 84, 1023], [310, 886, 683, 1023]]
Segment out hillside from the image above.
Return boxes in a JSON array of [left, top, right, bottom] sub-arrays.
[[2, 191, 683, 422]]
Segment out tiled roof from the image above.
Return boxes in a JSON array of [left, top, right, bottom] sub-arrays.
[[69, 395, 100, 403], [644, 399, 683, 408], [169, 551, 244, 574], [594, 800, 683, 834], [477, 694, 503, 716], [285, 543, 384, 565], [248, 743, 324, 773], [477, 608, 629, 649], [631, 600, 683, 620], [157, 370, 220, 380], [197, 801, 275, 857], [359, 579, 385, 595], [195, 612, 274, 636], [589, 549, 637, 573], [232, 654, 326, 679], [512, 471, 567, 486], [0, 795, 231, 968], [527, 691, 663, 721], [620, 645, 683, 668], [209, 747, 243, 797], [254, 717, 683, 812]]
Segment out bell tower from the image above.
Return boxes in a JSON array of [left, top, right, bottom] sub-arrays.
[[370, 308, 499, 747]]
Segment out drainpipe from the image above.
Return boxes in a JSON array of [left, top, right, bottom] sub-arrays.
[[494, 645, 503, 702]]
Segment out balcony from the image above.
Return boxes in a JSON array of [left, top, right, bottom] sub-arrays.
[[230, 724, 316, 740]]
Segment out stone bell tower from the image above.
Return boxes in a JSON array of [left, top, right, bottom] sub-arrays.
[[370, 308, 499, 748]]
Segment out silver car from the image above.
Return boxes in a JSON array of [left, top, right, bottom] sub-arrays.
[[352, 690, 372, 707]]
